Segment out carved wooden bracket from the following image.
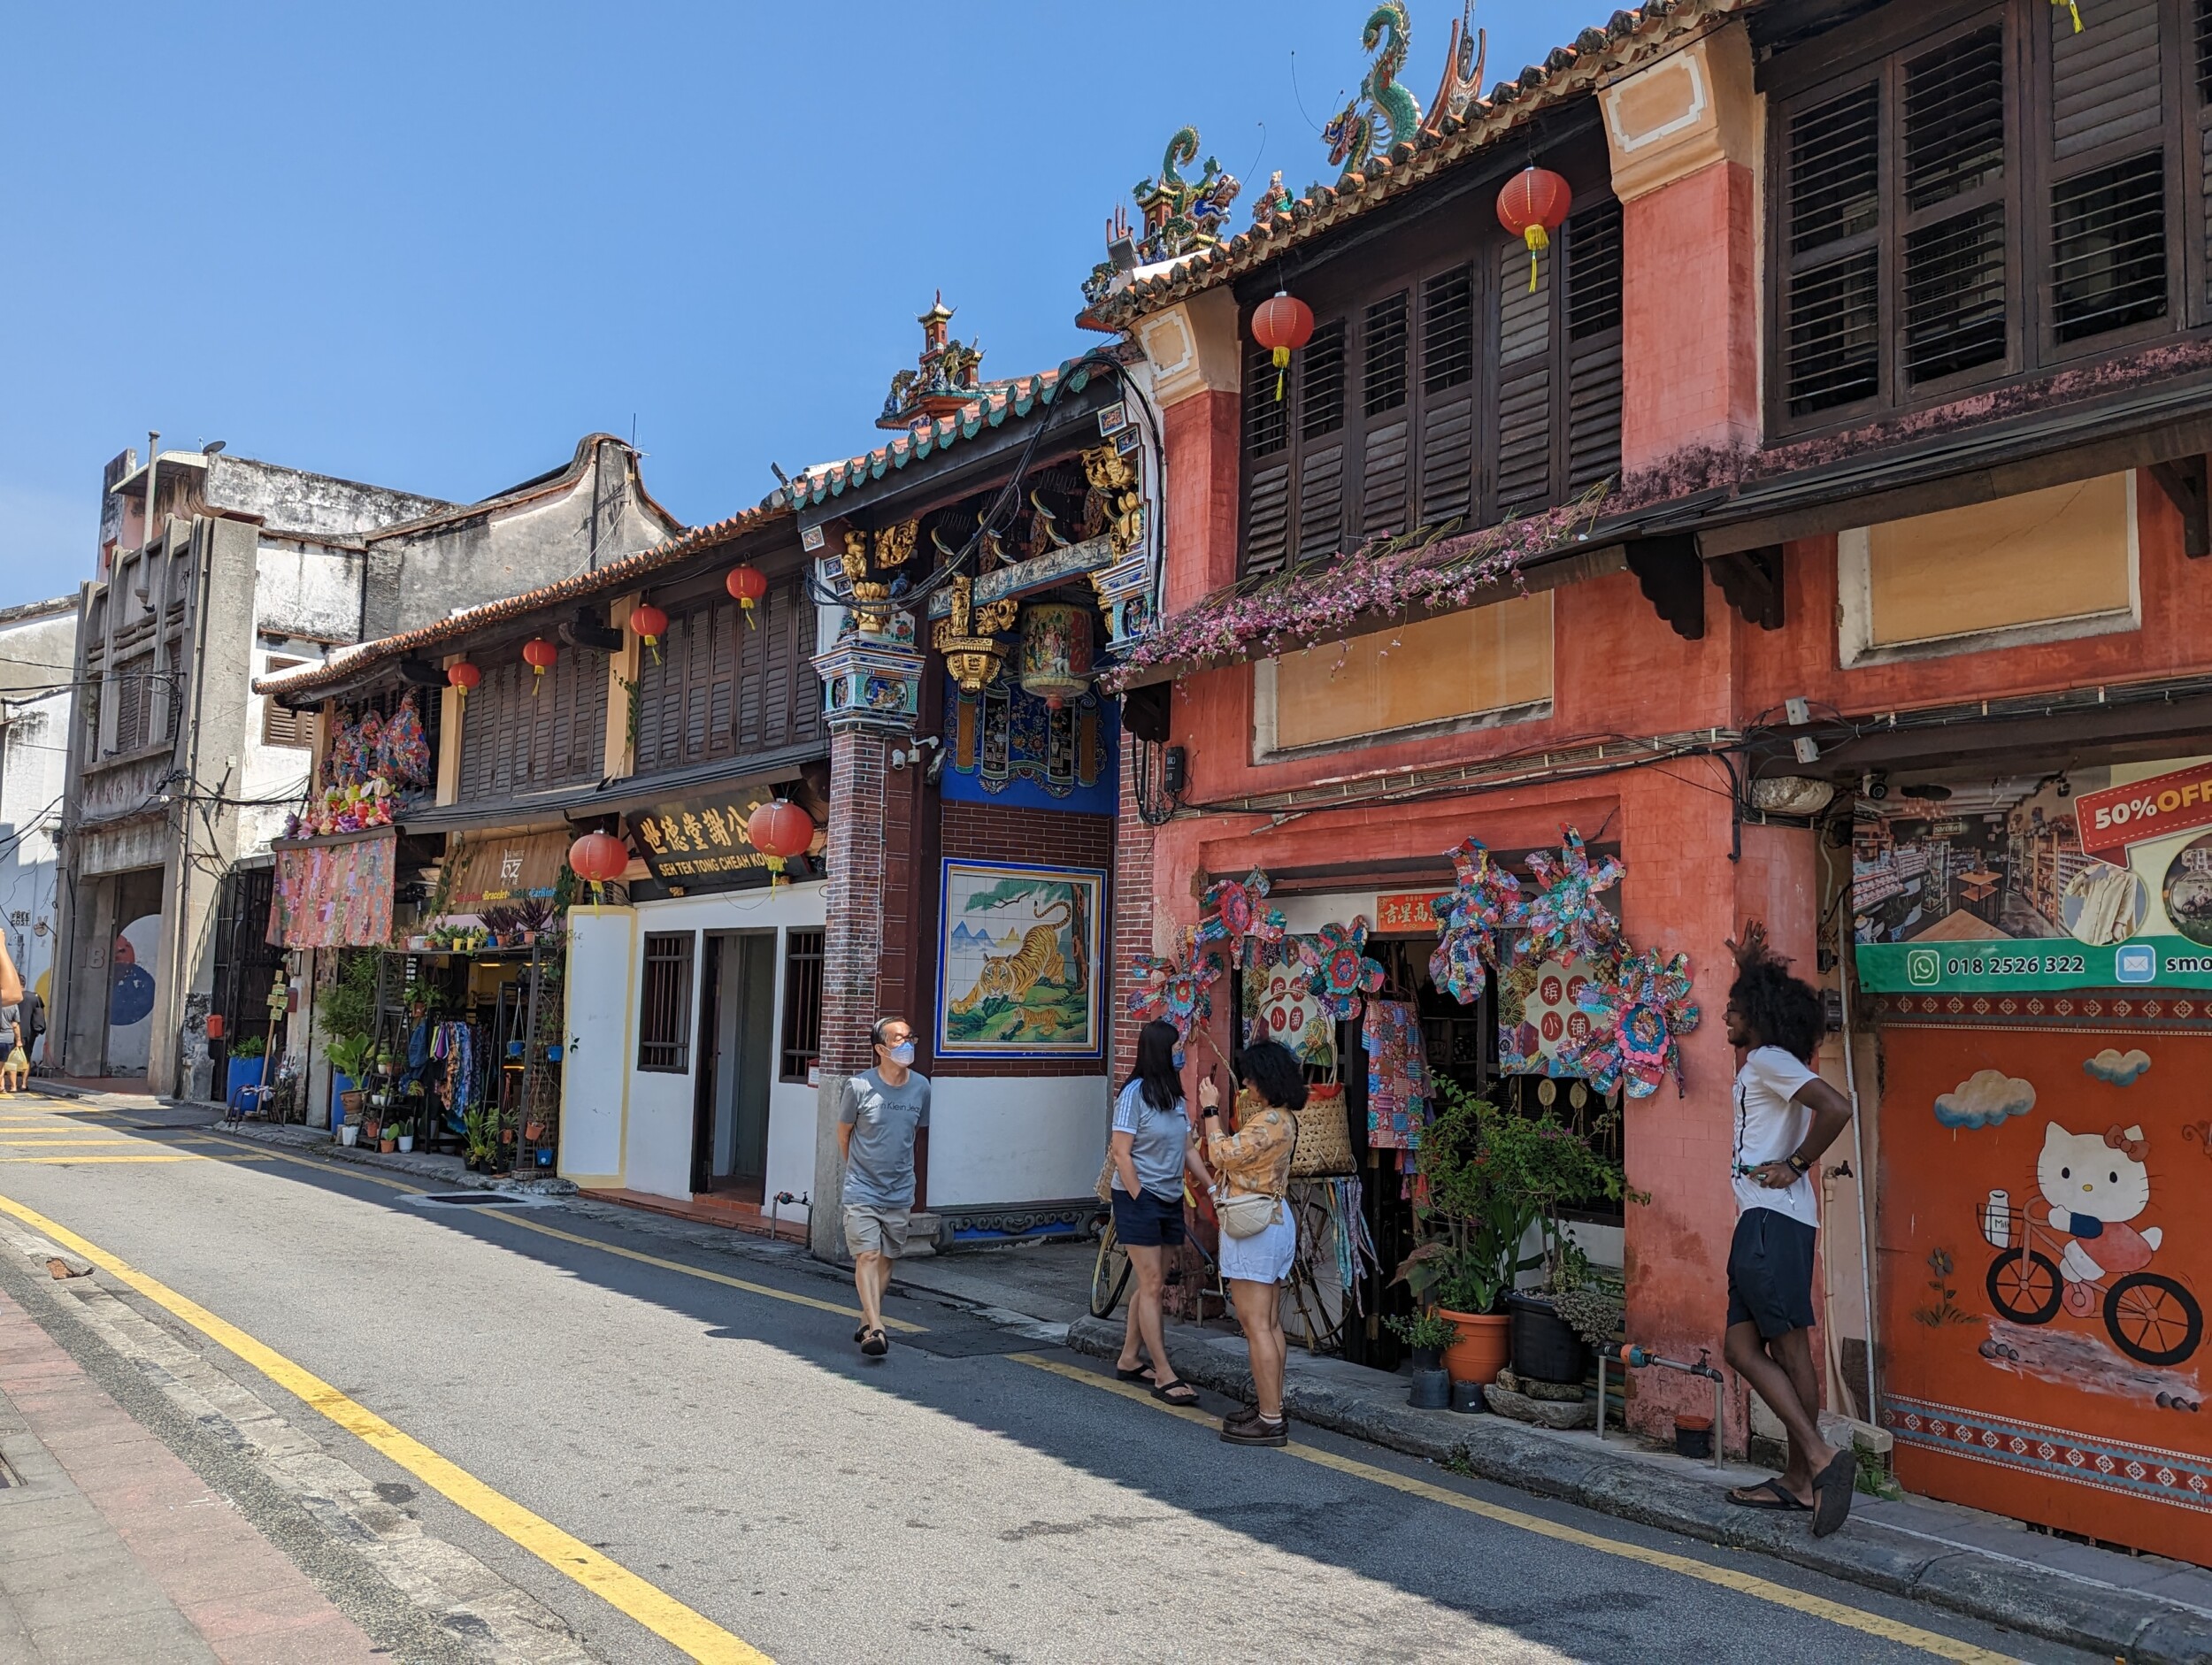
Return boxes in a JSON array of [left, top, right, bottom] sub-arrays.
[[1709, 546, 1786, 629], [2148, 455, 2210, 558], [559, 606, 625, 653], [1624, 537, 1706, 641]]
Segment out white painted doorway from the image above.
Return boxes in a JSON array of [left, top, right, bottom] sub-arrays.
[[558, 905, 635, 1184]]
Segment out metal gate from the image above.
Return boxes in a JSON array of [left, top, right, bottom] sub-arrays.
[[211, 865, 282, 1051]]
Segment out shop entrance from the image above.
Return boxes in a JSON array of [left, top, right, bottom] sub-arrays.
[[692, 931, 776, 1199]]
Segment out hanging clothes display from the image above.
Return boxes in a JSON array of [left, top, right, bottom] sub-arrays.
[[1363, 997, 1432, 1150]]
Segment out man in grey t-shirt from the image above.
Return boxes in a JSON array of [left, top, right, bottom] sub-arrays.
[[838, 1015, 931, 1357]]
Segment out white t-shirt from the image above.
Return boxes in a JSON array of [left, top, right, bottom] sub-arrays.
[[1732, 1046, 1822, 1228]]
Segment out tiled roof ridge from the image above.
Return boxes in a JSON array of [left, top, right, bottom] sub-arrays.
[[1080, 0, 1746, 331], [253, 498, 792, 702]]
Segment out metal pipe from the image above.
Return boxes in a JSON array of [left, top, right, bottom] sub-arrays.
[[1601, 1343, 1728, 1468], [1828, 828, 1881, 1425]]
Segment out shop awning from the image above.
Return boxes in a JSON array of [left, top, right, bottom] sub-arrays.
[[269, 828, 396, 948]]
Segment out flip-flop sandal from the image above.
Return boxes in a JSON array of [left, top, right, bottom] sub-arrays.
[[855, 1323, 871, 1345], [1810, 1449, 1855, 1538], [1726, 1478, 1809, 1512], [1150, 1378, 1201, 1408], [1115, 1364, 1157, 1383], [861, 1329, 889, 1358]]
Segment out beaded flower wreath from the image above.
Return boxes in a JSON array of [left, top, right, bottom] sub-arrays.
[[1128, 929, 1224, 1067], [1304, 917, 1387, 1021], [1511, 827, 1624, 966], [1560, 948, 1701, 1098], [1195, 869, 1288, 969], [1428, 836, 1523, 1005]]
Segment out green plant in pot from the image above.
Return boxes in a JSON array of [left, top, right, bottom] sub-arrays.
[[462, 1103, 499, 1172], [1385, 1309, 1463, 1371]]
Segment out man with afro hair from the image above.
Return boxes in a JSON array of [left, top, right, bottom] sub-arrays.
[[1719, 922, 1857, 1537]]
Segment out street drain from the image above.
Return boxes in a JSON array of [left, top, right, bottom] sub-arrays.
[[407, 1192, 560, 1209]]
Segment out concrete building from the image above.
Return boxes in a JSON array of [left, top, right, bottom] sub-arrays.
[[52, 435, 680, 1093], [0, 595, 81, 1054]]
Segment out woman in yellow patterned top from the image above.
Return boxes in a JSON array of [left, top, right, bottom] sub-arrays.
[[1200, 1039, 1304, 1446]]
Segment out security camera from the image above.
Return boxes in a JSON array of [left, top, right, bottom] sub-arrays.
[[1862, 771, 1889, 801], [2055, 773, 2072, 798]]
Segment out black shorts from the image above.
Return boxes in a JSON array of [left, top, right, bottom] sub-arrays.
[[1726, 1208, 1818, 1339], [1110, 1187, 1186, 1248]]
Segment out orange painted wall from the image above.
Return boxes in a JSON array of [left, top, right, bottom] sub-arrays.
[[1622, 160, 1758, 469], [1161, 390, 1240, 613]]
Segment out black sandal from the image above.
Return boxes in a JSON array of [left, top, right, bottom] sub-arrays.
[[1810, 1449, 1855, 1538], [1726, 1477, 1810, 1511], [860, 1328, 889, 1357], [1150, 1377, 1200, 1408], [1115, 1363, 1156, 1384], [855, 1323, 871, 1345]]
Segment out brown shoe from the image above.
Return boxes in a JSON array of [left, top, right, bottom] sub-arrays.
[[1222, 1403, 1263, 1432], [1220, 1414, 1287, 1447]]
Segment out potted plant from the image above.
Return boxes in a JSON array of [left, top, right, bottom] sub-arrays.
[[317, 955, 380, 1126], [462, 1103, 498, 1173], [394, 1117, 415, 1155], [225, 1034, 266, 1108], [1385, 1311, 1458, 1409], [326, 1032, 376, 1126]]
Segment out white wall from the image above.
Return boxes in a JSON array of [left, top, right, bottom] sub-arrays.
[[925, 1074, 1111, 1208], [242, 643, 321, 853], [619, 881, 826, 1214], [0, 687, 70, 1043]]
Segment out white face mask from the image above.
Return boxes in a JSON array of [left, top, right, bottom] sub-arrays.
[[886, 1040, 917, 1066]]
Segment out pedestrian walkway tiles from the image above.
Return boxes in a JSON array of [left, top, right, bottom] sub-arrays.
[[1010, 1354, 2020, 1665]]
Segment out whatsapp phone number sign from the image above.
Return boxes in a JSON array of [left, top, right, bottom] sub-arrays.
[[1859, 939, 2212, 993]]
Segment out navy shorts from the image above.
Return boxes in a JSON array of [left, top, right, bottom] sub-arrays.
[[1110, 1187, 1186, 1248], [1726, 1208, 1818, 1339]]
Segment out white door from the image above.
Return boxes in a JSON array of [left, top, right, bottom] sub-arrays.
[[559, 905, 635, 1182]]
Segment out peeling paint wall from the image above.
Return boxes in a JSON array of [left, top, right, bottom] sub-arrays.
[[253, 541, 361, 644], [203, 454, 457, 541]]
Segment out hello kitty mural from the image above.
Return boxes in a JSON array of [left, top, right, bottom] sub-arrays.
[[2034, 1123, 2162, 1298]]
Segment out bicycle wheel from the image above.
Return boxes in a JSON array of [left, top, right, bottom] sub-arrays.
[[2105, 1273, 2204, 1367], [1090, 1219, 1132, 1318], [1285, 1188, 1347, 1354]]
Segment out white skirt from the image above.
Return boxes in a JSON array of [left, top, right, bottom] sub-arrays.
[[1217, 1205, 1296, 1285]]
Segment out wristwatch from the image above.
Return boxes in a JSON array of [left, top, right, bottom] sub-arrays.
[[1786, 1153, 1812, 1177]]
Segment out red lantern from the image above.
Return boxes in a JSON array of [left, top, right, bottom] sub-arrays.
[[1249, 290, 1315, 403], [567, 830, 629, 897], [726, 564, 767, 630], [745, 799, 815, 862], [629, 602, 668, 665], [521, 637, 557, 696], [1496, 166, 1573, 294], [446, 661, 481, 705]]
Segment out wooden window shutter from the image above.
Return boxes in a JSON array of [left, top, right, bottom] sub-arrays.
[[261, 657, 308, 747], [1417, 267, 1477, 526], [1783, 82, 1881, 415], [2050, 0, 2161, 164], [2200, 0, 2212, 301], [1563, 200, 1624, 494], [1901, 28, 2008, 383], [2044, 0, 2167, 345], [1494, 241, 1553, 516], [1360, 291, 1411, 538], [1241, 340, 1293, 577], [1295, 320, 1347, 560]]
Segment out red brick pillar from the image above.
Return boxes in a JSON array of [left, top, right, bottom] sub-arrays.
[[810, 727, 891, 1262], [1110, 744, 1156, 1083]]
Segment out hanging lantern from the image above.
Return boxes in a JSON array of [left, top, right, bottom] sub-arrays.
[[1018, 602, 1094, 711], [521, 637, 557, 695], [1249, 290, 1315, 403], [726, 564, 768, 630], [446, 661, 481, 706], [567, 829, 629, 900], [746, 799, 815, 862], [1497, 166, 1573, 293], [629, 602, 668, 665]]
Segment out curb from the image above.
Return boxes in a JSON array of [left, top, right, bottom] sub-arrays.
[[210, 1118, 577, 1197], [1065, 1315, 2212, 1665]]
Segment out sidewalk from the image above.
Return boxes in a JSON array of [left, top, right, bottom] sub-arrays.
[[0, 1285, 380, 1664]]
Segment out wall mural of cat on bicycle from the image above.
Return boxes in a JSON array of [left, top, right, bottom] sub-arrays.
[[1880, 1020, 2211, 1566]]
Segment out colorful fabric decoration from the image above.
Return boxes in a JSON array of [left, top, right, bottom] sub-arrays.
[[1304, 917, 1386, 1020], [1128, 929, 1223, 1066], [1196, 869, 1289, 968], [1561, 950, 1701, 1099], [1363, 997, 1432, 1150], [1512, 827, 1624, 966], [1429, 836, 1524, 1005], [378, 694, 432, 788], [1498, 955, 1601, 1078]]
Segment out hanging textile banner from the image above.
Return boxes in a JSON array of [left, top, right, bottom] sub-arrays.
[[269, 829, 396, 948], [443, 829, 573, 910]]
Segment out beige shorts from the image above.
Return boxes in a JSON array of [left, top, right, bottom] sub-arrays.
[[844, 1203, 912, 1260]]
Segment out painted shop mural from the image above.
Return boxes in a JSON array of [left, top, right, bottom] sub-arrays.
[[936, 861, 1105, 1058]]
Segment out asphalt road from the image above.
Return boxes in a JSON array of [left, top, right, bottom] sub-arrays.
[[0, 1098, 2102, 1665]]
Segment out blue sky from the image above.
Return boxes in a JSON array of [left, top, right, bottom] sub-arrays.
[[0, 1, 1591, 602]]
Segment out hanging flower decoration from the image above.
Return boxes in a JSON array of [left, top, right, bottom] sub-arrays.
[[1194, 869, 1288, 968], [1129, 929, 1224, 1067], [1512, 827, 1624, 966], [1560, 950, 1701, 1099], [1429, 836, 1523, 1005], [1304, 917, 1386, 1021]]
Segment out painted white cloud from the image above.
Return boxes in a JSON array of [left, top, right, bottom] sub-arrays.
[[1935, 1070, 2037, 1130], [2083, 1047, 2152, 1087]]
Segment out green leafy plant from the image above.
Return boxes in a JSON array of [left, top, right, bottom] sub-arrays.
[[1395, 1081, 1632, 1316], [463, 1102, 499, 1165], [326, 1032, 376, 1085], [1385, 1310, 1463, 1353], [316, 952, 380, 1065], [229, 1035, 266, 1059]]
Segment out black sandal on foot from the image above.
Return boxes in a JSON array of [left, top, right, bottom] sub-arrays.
[[1115, 1364, 1156, 1383], [1810, 1449, 1855, 1538], [1150, 1377, 1200, 1408], [861, 1328, 889, 1357], [1726, 1478, 1809, 1512], [855, 1323, 871, 1345]]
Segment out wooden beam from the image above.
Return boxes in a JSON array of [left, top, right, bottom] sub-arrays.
[[2149, 456, 2211, 557], [1708, 546, 1785, 630], [1624, 537, 1705, 641]]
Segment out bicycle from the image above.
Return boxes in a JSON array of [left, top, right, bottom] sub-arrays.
[[1089, 1180, 1225, 1321], [1981, 1199, 2202, 1367]]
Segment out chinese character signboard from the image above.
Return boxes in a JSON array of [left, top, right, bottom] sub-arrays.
[[1373, 894, 1438, 932], [630, 791, 811, 894], [1855, 759, 2212, 994]]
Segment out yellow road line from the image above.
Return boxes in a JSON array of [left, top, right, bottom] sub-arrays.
[[0, 1191, 772, 1664], [0, 1138, 142, 1147], [1010, 1354, 2018, 1665], [197, 1132, 926, 1334], [0, 1154, 200, 1165]]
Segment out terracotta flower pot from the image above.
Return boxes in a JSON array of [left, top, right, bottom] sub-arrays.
[[1440, 1309, 1512, 1385], [380, 1136, 397, 1154]]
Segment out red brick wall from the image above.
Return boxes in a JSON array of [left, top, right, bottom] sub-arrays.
[[1110, 748, 1155, 1085], [934, 800, 1113, 1078], [820, 730, 890, 1076]]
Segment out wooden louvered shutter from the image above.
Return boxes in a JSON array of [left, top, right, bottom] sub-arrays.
[[1783, 82, 1881, 415], [2047, 0, 2168, 342], [2200, 0, 2212, 302], [1358, 291, 1410, 539], [1901, 27, 2008, 383], [1241, 340, 1293, 577], [1295, 320, 1347, 560], [1494, 242, 1553, 516], [1417, 267, 1477, 526], [1563, 200, 1624, 494]]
